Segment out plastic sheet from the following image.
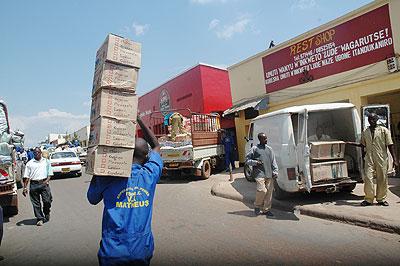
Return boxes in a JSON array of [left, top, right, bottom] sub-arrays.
[[0, 132, 11, 143], [0, 155, 12, 165], [0, 142, 12, 156]]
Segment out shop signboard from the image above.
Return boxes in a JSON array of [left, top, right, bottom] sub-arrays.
[[262, 4, 394, 93]]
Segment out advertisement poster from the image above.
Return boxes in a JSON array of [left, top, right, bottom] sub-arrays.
[[262, 5, 394, 93]]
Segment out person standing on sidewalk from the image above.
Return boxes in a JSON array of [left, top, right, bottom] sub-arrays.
[[87, 117, 162, 266], [22, 147, 53, 226], [347, 113, 398, 206], [246, 132, 278, 217], [222, 130, 236, 172]]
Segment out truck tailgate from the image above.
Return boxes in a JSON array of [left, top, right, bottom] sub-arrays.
[[160, 145, 193, 162]]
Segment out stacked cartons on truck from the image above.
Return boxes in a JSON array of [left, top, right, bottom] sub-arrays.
[[86, 34, 140, 178]]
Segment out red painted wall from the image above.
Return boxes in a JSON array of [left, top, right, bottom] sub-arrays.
[[138, 64, 234, 128], [200, 66, 234, 128]]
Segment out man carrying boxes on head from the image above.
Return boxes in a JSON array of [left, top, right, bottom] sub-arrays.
[[86, 34, 163, 265], [87, 117, 162, 266]]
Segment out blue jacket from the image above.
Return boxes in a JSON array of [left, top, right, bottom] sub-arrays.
[[27, 151, 34, 161], [87, 151, 163, 264]]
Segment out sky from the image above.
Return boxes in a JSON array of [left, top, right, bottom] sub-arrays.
[[1, 0, 372, 147]]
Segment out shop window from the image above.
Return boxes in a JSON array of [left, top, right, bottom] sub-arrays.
[[244, 108, 259, 120]]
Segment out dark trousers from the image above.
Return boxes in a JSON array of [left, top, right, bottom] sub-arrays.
[[29, 182, 52, 221], [224, 149, 235, 170]]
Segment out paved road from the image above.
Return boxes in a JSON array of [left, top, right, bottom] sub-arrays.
[[2, 171, 400, 266]]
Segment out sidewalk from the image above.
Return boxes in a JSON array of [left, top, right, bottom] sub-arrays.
[[211, 168, 400, 234]]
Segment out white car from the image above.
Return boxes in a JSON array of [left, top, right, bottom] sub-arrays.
[[50, 151, 82, 177]]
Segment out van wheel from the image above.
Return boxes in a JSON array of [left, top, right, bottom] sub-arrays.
[[244, 164, 254, 182], [273, 179, 290, 200], [201, 160, 211, 179]]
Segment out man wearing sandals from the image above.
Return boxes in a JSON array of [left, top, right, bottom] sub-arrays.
[[347, 113, 398, 206]]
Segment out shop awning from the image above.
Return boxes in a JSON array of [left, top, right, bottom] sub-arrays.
[[223, 96, 269, 117]]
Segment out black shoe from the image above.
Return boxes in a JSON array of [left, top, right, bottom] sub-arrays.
[[45, 214, 50, 222], [377, 201, 389, 206], [360, 200, 372, 206], [265, 211, 274, 217], [254, 208, 262, 216]]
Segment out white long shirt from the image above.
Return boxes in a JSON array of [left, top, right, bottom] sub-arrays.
[[24, 158, 53, 181]]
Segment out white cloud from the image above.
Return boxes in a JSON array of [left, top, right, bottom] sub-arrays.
[[209, 19, 220, 30], [132, 22, 149, 36], [291, 0, 316, 11], [191, 0, 228, 4], [83, 101, 91, 107], [213, 15, 252, 40], [9, 108, 89, 147], [121, 21, 150, 37]]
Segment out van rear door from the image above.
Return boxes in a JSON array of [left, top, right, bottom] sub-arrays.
[[297, 109, 312, 192]]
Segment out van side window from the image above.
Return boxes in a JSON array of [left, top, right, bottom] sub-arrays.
[[248, 123, 254, 140], [291, 114, 298, 145]]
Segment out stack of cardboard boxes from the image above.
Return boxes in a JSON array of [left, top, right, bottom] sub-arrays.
[[86, 34, 141, 177]]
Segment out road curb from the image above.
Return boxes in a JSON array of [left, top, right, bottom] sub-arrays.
[[211, 182, 295, 212], [298, 206, 400, 235], [211, 181, 400, 235]]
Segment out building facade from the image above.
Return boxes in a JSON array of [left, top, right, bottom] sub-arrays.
[[138, 63, 235, 131], [226, 0, 400, 163]]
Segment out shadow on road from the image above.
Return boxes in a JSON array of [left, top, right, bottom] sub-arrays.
[[227, 210, 256, 217], [230, 176, 366, 210], [16, 218, 37, 226], [227, 210, 300, 221], [388, 178, 400, 198], [50, 174, 81, 181]]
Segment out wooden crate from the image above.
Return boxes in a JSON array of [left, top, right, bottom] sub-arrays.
[[311, 160, 348, 183]]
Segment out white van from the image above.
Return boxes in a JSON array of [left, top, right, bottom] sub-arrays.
[[244, 103, 364, 199]]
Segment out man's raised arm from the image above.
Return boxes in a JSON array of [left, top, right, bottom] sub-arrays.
[[137, 117, 160, 153]]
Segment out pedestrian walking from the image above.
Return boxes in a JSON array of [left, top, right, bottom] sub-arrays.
[[347, 113, 398, 206], [246, 132, 278, 217], [222, 130, 236, 172], [22, 147, 53, 226], [87, 117, 162, 266], [26, 148, 34, 161]]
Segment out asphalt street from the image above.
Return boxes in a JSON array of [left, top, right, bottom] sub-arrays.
[[1, 171, 400, 266]]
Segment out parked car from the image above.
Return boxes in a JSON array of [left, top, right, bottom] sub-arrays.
[[78, 148, 87, 165], [50, 151, 82, 177]]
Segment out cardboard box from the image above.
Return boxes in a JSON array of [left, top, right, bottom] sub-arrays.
[[95, 34, 141, 70], [92, 62, 138, 95], [85, 146, 134, 178], [90, 89, 138, 122], [89, 117, 136, 148], [311, 160, 348, 183], [309, 141, 345, 160]]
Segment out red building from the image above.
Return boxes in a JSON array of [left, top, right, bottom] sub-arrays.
[[138, 63, 234, 130]]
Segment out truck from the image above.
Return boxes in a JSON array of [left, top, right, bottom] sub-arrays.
[[0, 100, 18, 216], [149, 109, 225, 179], [244, 103, 394, 199]]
